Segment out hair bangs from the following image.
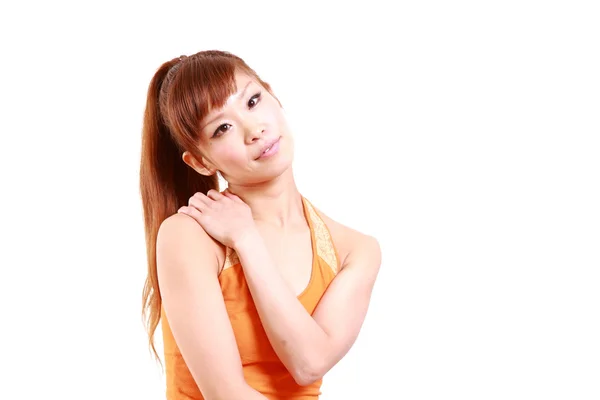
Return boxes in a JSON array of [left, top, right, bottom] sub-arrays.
[[167, 56, 239, 139]]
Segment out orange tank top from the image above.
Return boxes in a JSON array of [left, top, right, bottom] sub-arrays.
[[161, 196, 341, 399]]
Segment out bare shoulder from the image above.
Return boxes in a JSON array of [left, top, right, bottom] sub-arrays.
[[310, 204, 381, 271], [157, 213, 225, 276]]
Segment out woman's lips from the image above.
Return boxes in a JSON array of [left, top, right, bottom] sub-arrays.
[[257, 137, 281, 160]]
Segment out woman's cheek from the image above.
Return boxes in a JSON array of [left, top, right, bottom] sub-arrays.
[[219, 147, 245, 168]]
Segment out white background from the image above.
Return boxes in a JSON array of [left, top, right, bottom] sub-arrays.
[[1, 1, 599, 399]]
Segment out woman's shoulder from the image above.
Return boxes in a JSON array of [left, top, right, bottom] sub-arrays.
[[308, 204, 379, 270], [157, 213, 227, 275]]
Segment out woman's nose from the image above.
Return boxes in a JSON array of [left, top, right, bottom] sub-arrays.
[[245, 121, 265, 143]]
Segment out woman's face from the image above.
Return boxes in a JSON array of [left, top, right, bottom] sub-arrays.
[[185, 72, 294, 186]]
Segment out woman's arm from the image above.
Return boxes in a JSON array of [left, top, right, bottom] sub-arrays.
[[157, 214, 268, 400], [233, 226, 381, 386]]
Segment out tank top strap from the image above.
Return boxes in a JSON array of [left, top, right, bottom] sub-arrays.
[[301, 197, 340, 275]]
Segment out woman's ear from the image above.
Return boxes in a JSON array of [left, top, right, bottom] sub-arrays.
[[182, 151, 217, 176]]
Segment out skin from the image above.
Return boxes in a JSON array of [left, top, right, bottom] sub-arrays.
[[156, 72, 382, 399]]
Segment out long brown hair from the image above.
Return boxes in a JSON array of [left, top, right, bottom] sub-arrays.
[[139, 50, 278, 362]]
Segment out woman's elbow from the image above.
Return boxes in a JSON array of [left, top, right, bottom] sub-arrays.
[[292, 362, 325, 387]]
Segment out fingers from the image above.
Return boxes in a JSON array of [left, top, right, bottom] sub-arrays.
[[186, 189, 241, 215], [188, 189, 230, 212], [206, 189, 226, 201], [189, 192, 210, 211], [222, 188, 243, 203], [178, 204, 204, 222]]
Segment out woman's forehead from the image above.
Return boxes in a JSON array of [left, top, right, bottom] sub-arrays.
[[206, 73, 259, 114], [233, 72, 256, 89]]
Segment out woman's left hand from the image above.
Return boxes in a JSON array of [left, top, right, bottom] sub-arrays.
[[178, 189, 257, 248]]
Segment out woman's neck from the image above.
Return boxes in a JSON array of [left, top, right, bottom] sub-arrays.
[[226, 168, 305, 229]]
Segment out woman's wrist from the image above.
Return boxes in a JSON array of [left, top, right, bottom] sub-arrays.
[[232, 227, 261, 252]]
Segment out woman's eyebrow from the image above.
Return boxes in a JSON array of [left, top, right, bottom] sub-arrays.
[[200, 81, 253, 130]]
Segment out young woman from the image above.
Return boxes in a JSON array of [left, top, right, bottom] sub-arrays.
[[140, 50, 382, 400]]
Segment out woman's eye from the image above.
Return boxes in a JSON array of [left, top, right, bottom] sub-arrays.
[[212, 123, 231, 138], [210, 92, 261, 138], [248, 92, 261, 108]]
